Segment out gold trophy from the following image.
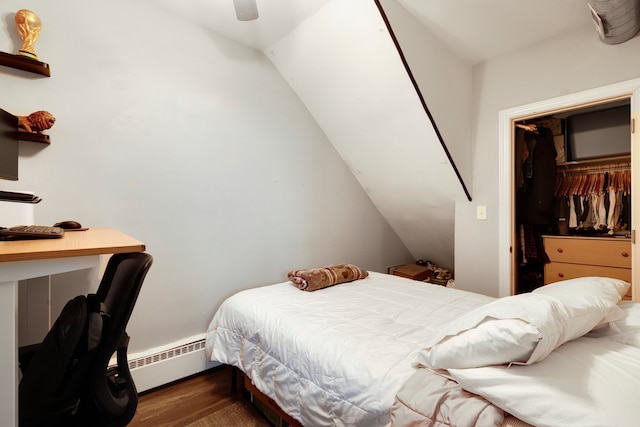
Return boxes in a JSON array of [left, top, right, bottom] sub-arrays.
[[15, 9, 42, 60]]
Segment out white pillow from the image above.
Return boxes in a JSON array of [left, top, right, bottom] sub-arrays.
[[533, 276, 629, 299], [415, 316, 541, 369], [532, 276, 628, 335], [587, 301, 640, 348], [416, 278, 626, 369], [416, 293, 563, 369]]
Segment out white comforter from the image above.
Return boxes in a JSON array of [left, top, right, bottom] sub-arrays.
[[204, 272, 493, 427], [448, 301, 640, 427]]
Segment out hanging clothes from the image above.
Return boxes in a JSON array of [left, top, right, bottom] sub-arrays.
[[520, 126, 557, 225], [554, 163, 631, 235]]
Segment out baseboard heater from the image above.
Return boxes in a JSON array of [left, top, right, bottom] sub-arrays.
[[126, 339, 206, 370], [111, 337, 219, 393]]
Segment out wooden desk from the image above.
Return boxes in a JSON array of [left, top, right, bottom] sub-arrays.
[[0, 228, 145, 427]]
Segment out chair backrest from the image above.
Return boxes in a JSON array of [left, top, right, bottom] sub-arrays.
[[95, 252, 153, 360], [19, 251, 153, 427], [83, 252, 153, 425]]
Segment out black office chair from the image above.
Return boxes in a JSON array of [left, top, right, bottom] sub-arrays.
[[19, 252, 153, 427]]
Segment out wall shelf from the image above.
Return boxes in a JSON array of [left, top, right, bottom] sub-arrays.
[[16, 130, 50, 144], [0, 51, 50, 77], [557, 154, 631, 168]]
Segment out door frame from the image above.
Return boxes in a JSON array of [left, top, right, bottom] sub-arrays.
[[498, 78, 640, 298]]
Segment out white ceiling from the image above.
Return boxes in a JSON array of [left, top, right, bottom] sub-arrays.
[[397, 0, 595, 64], [204, 0, 596, 64]]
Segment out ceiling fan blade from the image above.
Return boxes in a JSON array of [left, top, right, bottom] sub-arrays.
[[233, 0, 259, 21]]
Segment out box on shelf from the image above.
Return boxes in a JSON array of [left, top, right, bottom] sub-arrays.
[[392, 264, 432, 281]]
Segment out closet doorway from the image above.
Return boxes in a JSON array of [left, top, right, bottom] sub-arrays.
[[498, 78, 640, 302]]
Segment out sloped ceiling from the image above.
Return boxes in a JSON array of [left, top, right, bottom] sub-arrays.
[[167, 0, 602, 268], [265, 0, 468, 268]]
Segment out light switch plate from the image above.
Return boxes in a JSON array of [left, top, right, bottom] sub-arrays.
[[477, 205, 487, 220]]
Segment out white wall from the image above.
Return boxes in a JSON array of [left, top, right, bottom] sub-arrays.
[[455, 25, 640, 296], [1, 0, 411, 354]]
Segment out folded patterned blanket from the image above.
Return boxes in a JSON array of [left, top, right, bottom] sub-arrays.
[[288, 264, 369, 291]]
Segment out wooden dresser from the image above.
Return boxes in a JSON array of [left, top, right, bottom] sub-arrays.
[[543, 235, 632, 299]]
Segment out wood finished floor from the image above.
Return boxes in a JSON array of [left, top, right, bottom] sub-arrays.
[[129, 365, 245, 426]]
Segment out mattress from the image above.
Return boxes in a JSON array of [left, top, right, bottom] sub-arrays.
[[204, 272, 493, 427]]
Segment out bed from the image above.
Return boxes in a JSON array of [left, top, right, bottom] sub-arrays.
[[205, 268, 640, 427]]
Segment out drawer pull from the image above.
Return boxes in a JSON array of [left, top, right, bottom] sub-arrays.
[[558, 273, 565, 278], [556, 248, 563, 253], [622, 252, 629, 258]]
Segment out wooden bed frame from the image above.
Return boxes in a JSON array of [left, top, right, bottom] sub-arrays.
[[233, 367, 303, 427]]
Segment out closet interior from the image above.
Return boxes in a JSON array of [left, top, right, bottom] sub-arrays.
[[514, 99, 632, 295]]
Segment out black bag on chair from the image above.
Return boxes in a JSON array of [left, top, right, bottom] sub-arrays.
[[19, 294, 106, 425], [19, 252, 153, 427]]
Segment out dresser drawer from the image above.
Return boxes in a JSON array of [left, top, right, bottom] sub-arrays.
[[543, 237, 631, 268], [544, 263, 632, 297]]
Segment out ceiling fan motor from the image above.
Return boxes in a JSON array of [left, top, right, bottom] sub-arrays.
[[233, 0, 259, 21]]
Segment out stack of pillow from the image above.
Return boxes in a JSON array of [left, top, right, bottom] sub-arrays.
[[416, 277, 630, 369]]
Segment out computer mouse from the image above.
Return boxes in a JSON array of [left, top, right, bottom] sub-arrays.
[[53, 220, 83, 230]]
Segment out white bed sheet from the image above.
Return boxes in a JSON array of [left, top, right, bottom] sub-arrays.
[[204, 272, 494, 427], [448, 301, 640, 427]]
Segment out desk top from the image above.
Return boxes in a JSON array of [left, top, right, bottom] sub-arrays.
[[0, 227, 145, 262]]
